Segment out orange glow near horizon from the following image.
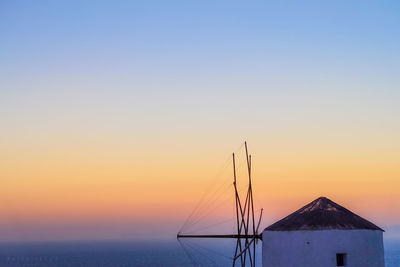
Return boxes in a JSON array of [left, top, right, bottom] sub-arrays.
[[1, 131, 399, 241]]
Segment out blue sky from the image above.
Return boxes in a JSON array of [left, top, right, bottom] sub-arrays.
[[1, 0, 400, 97]]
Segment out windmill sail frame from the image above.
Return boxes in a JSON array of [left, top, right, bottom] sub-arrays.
[[177, 142, 263, 267]]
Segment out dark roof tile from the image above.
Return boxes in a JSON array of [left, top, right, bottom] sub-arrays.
[[265, 197, 383, 231]]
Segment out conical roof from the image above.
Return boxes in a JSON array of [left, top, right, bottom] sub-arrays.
[[265, 197, 383, 231]]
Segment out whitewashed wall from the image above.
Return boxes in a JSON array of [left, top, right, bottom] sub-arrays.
[[262, 229, 384, 267]]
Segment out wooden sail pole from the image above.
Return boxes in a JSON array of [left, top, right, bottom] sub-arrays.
[[233, 152, 245, 266]]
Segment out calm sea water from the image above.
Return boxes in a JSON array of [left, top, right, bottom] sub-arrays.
[[0, 239, 398, 267]]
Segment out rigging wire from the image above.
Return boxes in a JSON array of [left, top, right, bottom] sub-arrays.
[[178, 238, 201, 267], [181, 157, 248, 233], [184, 238, 233, 261], [182, 184, 233, 233], [184, 218, 234, 235], [182, 186, 247, 235], [180, 143, 246, 233], [180, 156, 231, 233], [182, 239, 221, 266]]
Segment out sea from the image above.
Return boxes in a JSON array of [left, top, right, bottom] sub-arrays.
[[0, 239, 398, 267]]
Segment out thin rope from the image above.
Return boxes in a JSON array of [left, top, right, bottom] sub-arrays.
[[180, 155, 232, 233], [183, 185, 234, 233], [182, 157, 248, 232], [183, 186, 247, 234], [180, 143, 245, 233], [181, 183, 232, 233], [183, 239, 220, 266], [184, 238, 233, 261], [178, 238, 200, 266], [184, 218, 234, 235]]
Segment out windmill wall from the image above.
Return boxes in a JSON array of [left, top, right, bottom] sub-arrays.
[[262, 229, 384, 267]]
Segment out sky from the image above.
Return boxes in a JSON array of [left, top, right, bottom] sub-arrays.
[[0, 0, 400, 241]]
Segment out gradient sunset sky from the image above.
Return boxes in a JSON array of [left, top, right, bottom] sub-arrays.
[[1, 0, 400, 242]]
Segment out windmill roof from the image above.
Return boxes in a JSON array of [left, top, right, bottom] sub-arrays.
[[265, 197, 383, 231]]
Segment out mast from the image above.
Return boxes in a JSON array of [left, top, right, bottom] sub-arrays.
[[233, 152, 245, 266], [245, 142, 256, 265]]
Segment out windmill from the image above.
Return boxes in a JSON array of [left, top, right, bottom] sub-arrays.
[[178, 143, 386, 267], [177, 142, 263, 267]]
